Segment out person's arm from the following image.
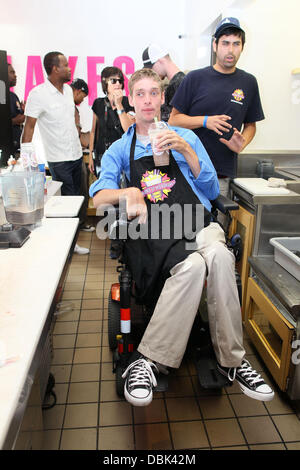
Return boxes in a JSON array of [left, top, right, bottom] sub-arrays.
[[12, 114, 25, 126], [160, 128, 219, 201], [112, 90, 134, 132], [241, 122, 256, 149], [219, 122, 256, 154], [169, 107, 232, 136], [75, 107, 81, 136], [155, 129, 201, 179], [189, 134, 220, 201], [88, 112, 98, 174], [93, 186, 147, 223], [21, 116, 37, 143]]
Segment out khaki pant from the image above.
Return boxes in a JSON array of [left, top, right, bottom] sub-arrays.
[[138, 223, 245, 369]]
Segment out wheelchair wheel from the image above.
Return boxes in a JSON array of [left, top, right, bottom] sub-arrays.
[[108, 292, 120, 351], [116, 364, 125, 397]]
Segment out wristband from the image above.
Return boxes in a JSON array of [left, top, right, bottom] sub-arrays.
[[117, 109, 125, 116], [203, 116, 208, 128]]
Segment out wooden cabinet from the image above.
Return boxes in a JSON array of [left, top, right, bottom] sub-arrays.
[[245, 277, 294, 391], [229, 204, 255, 319]]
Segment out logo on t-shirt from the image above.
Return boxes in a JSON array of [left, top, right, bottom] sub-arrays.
[[231, 89, 245, 105], [141, 169, 176, 203]]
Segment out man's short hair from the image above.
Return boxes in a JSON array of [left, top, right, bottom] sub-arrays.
[[43, 51, 63, 76], [70, 78, 89, 95], [101, 66, 124, 94], [215, 27, 245, 46], [128, 69, 164, 96], [214, 18, 245, 46]]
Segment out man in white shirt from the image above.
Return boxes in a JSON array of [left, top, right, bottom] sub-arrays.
[[22, 51, 89, 254]]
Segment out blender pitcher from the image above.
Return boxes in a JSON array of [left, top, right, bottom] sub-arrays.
[[0, 171, 45, 228]]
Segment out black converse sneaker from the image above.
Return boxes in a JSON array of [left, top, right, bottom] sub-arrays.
[[122, 357, 158, 406], [218, 359, 274, 401]]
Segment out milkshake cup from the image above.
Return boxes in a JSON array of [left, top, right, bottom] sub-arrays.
[[148, 121, 170, 165]]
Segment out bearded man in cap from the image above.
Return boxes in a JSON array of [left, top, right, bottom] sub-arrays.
[[169, 18, 264, 198]]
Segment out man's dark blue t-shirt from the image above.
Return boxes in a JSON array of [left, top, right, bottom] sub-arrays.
[[171, 66, 264, 178]]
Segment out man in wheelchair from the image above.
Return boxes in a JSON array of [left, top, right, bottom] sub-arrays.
[[90, 68, 274, 407]]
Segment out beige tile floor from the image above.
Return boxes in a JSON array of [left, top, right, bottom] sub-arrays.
[[42, 229, 300, 451]]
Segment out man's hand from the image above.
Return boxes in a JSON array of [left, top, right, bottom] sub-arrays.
[[219, 128, 245, 153], [155, 129, 189, 154], [155, 129, 201, 179], [123, 187, 148, 224], [206, 115, 232, 135], [112, 89, 124, 108]]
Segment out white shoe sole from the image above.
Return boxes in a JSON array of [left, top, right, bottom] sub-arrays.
[[237, 382, 274, 402], [124, 386, 153, 407], [217, 365, 274, 402], [74, 246, 89, 255]]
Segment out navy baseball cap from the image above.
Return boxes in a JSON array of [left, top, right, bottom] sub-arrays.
[[70, 78, 89, 95], [214, 17, 244, 39]]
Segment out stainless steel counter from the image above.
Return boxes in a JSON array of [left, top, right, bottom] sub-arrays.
[[230, 177, 300, 401], [248, 256, 300, 321], [230, 181, 300, 256]]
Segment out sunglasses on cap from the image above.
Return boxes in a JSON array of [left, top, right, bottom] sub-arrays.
[[107, 77, 124, 85]]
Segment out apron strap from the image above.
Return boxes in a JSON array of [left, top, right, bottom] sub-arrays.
[[130, 128, 137, 166]]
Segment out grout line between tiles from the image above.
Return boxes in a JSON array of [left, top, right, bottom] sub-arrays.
[[97, 236, 111, 450], [190, 364, 212, 450], [163, 393, 174, 450], [225, 390, 250, 449], [57, 233, 92, 450]]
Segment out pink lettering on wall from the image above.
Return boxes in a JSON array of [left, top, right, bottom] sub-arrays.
[[67, 56, 78, 84], [9, 54, 136, 105], [113, 56, 135, 96], [24, 56, 44, 100], [87, 56, 105, 106]]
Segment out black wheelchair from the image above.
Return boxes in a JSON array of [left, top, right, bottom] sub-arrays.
[[107, 195, 242, 397]]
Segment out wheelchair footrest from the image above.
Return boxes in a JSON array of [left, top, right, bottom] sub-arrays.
[[195, 356, 232, 389], [154, 375, 168, 392]]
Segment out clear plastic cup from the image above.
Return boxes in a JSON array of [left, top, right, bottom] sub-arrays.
[[0, 171, 44, 227], [148, 121, 169, 156]]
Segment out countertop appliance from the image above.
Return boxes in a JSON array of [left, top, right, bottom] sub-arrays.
[[230, 178, 300, 407]]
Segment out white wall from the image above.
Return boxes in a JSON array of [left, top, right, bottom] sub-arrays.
[[1, 0, 185, 133], [1, 0, 299, 155], [182, 0, 300, 151], [234, 0, 300, 151]]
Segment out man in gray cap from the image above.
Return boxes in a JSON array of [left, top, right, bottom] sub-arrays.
[[169, 18, 264, 198], [142, 43, 185, 121]]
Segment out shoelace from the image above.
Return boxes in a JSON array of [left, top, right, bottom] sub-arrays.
[[237, 360, 264, 386], [227, 360, 263, 385], [122, 358, 158, 389]]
